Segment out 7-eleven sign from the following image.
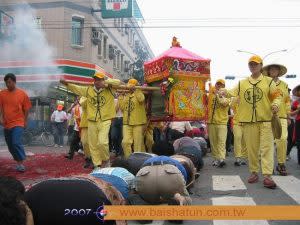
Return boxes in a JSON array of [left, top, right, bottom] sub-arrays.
[[102, 0, 133, 18], [113, 2, 121, 10], [107, 0, 128, 11]]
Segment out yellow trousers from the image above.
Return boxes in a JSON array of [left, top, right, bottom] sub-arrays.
[[208, 124, 227, 160], [80, 128, 90, 158], [275, 118, 288, 164], [88, 120, 111, 166], [145, 127, 154, 153], [242, 122, 274, 175], [122, 125, 145, 158], [233, 124, 247, 159]]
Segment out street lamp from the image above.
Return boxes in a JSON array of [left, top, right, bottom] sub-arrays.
[[263, 49, 288, 60], [237, 49, 288, 59], [237, 49, 258, 56]]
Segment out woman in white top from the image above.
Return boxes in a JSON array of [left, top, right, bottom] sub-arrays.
[[51, 104, 67, 147]]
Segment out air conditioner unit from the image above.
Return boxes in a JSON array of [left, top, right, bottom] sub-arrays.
[[91, 28, 103, 45]]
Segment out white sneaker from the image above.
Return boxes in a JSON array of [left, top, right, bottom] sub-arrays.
[[54, 144, 58, 148], [59, 145, 63, 148], [212, 160, 219, 167], [78, 149, 84, 155]]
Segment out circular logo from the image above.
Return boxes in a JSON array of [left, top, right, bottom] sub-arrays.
[[125, 102, 135, 112], [99, 96, 106, 107], [244, 87, 263, 104], [100, 209, 107, 217], [95, 205, 107, 221], [91, 96, 106, 107]]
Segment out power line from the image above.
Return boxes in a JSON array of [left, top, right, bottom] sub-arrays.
[[4, 25, 300, 29], [11, 18, 300, 25], [4, 24, 300, 29]]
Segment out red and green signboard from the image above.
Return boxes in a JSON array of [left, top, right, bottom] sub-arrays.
[[0, 59, 113, 83], [101, 0, 133, 18]]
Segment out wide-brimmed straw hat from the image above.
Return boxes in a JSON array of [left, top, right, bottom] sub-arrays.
[[262, 64, 287, 77]]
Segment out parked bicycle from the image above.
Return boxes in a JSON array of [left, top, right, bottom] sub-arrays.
[[22, 121, 55, 147]]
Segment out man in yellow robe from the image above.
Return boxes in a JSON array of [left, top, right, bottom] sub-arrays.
[[119, 79, 147, 158], [60, 72, 120, 168]]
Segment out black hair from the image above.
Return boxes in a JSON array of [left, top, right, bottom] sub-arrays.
[[111, 157, 130, 171], [4, 73, 16, 83], [152, 141, 175, 156], [268, 65, 281, 73], [0, 187, 27, 225], [177, 152, 199, 171], [0, 176, 25, 196]]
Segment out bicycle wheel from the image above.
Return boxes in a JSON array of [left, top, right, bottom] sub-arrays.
[[22, 131, 33, 146], [41, 132, 55, 147]]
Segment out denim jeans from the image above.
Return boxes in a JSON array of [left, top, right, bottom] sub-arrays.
[[111, 118, 123, 155], [4, 126, 26, 161], [53, 122, 64, 146]]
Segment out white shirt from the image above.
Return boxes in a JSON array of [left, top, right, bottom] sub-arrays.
[[169, 121, 192, 133], [114, 99, 123, 118], [51, 110, 67, 123]]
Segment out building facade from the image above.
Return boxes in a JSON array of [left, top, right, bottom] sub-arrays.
[[0, 1, 154, 123], [0, 0, 153, 81]]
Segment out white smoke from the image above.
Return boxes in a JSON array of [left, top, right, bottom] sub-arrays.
[[0, 7, 53, 61], [0, 2, 62, 97]]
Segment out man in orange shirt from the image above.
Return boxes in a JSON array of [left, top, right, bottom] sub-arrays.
[[0, 73, 32, 172]]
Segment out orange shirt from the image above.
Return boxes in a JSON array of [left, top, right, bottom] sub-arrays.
[[0, 88, 32, 129]]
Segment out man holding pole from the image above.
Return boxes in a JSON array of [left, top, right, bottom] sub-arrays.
[[119, 79, 147, 158], [60, 72, 120, 168]]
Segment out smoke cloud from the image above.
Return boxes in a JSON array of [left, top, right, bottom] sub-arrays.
[[0, 2, 62, 97]]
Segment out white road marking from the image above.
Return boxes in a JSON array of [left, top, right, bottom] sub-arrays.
[[213, 175, 247, 191], [212, 196, 269, 225], [273, 175, 300, 204]]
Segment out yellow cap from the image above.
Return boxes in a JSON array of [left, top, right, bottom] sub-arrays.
[[249, 55, 263, 64], [93, 71, 105, 79], [127, 78, 138, 87], [216, 79, 225, 85]]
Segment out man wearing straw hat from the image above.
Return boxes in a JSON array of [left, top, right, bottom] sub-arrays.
[[60, 72, 120, 168], [207, 79, 231, 168], [262, 63, 290, 176], [119, 78, 147, 158], [220, 55, 281, 189]]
